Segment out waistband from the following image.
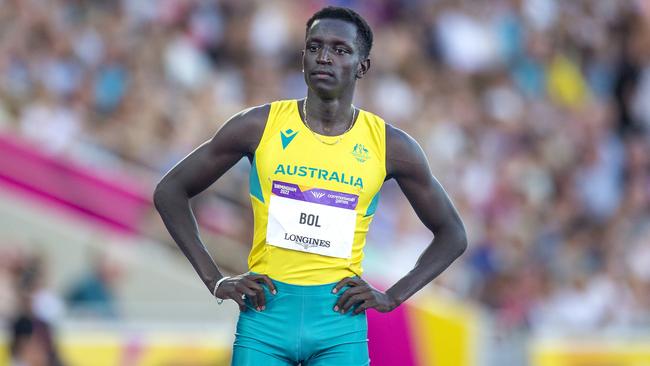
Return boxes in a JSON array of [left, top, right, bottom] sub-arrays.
[[251, 272, 358, 295]]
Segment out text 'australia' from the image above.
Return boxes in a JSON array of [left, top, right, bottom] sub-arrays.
[[274, 164, 364, 189]]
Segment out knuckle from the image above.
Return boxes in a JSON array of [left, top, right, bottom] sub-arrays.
[[242, 278, 254, 286]]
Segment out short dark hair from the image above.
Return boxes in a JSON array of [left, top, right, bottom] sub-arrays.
[[305, 6, 373, 59]]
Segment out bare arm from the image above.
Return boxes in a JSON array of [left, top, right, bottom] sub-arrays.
[[383, 124, 467, 306], [335, 124, 467, 314], [153, 104, 269, 295]]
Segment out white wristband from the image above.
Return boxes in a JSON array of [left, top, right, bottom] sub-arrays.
[[213, 276, 231, 303]]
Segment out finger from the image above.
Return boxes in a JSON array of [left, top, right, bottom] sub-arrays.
[[250, 274, 277, 295], [351, 278, 366, 287], [332, 277, 356, 294], [342, 290, 372, 313], [342, 291, 371, 313], [353, 301, 370, 315], [230, 293, 247, 312], [334, 286, 356, 310], [236, 284, 258, 309], [242, 277, 264, 292], [240, 278, 264, 309], [334, 286, 364, 311], [247, 280, 266, 310], [235, 283, 258, 297]]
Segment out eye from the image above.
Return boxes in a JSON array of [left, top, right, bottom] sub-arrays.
[[308, 45, 319, 52], [335, 48, 349, 55]]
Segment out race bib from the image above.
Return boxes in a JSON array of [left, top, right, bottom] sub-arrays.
[[266, 180, 358, 258]]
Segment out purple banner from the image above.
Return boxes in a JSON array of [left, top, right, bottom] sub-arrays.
[[271, 180, 358, 210]]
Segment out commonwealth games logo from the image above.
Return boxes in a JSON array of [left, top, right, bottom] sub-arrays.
[[351, 143, 370, 163], [310, 191, 325, 199]]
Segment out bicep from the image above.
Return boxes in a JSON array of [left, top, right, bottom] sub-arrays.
[[388, 129, 462, 233], [160, 140, 242, 198], [157, 106, 267, 197]]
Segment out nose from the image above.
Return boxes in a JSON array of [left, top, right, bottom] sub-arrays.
[[316, 47, 332, 64]]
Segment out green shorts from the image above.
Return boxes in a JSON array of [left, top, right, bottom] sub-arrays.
[[231, 277, 369, 366]]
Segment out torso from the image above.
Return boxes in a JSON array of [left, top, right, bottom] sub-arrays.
[[247, 100, 387, 285]]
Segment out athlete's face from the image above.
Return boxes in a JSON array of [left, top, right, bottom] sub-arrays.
[[302, 18, 369, 98]]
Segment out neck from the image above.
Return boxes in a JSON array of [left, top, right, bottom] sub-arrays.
[[304, 91, 355, 134]]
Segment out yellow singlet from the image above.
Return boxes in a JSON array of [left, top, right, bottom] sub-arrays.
[[248, 99, 386, 285]]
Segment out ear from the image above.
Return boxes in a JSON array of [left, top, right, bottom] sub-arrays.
[[301, 49, 305, 73], [356, 58, 371, 79]]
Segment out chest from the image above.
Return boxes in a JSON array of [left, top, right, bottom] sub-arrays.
[[255, 134, 384, 198]]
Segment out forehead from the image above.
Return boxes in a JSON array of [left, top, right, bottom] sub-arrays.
[[306, 18, 358, 45]]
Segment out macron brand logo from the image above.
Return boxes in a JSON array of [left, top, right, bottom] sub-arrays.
[[280, 129, 298, 150], [310, 191, 325, 199]]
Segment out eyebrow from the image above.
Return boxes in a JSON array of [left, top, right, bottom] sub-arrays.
[[306, 36, 354, 49]]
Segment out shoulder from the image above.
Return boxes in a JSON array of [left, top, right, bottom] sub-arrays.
[[211, 103, 272, 154], [385, 123, 424, 164], [385, 123, 428, 179], [227, 103, 272, 132], [359, 110, 416, 151]]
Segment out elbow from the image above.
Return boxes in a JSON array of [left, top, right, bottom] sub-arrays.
[[441, 220, 467, 259], [455, 226, 468, 258], [153, 178, 190, 212], [432, 220, 468, 258], [152, 184, 164, 212], [153, 180, 173, 211]]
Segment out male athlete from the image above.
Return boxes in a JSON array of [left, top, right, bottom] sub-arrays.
[[154, 6, 467, 365]]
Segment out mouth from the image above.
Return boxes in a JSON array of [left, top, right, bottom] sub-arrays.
[[311, 70, 334, 78]]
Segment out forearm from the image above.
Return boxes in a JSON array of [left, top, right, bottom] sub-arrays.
[[386, 226, 467, 307], [153, 184, 223, 292]]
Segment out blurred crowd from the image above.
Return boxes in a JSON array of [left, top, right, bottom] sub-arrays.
[[0, 247, 63, 366], [0, 243, 121, 365], [1, 0, 650, 339]]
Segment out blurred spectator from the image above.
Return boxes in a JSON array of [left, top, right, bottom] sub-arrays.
[[18, 88, 82, 154], [9, 253, 64, 366], [66, 251, 122, 319], [93, 46, 128, 115]]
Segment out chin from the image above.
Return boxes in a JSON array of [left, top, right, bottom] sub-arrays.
[[303, 74, 336, 94], [308, 85, 340, 99]]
